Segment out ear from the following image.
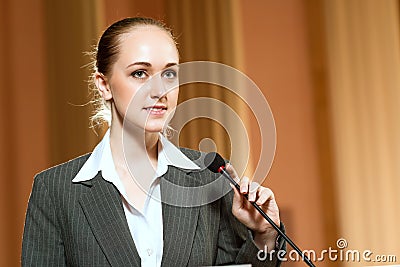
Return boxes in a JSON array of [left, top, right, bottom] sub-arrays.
[[95, 72, 113, 100]]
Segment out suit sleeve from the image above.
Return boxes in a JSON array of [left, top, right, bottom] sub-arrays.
[[215, 190, 285, 267], [22, 174, 66, 267]]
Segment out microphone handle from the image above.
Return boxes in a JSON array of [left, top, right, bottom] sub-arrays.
[[220, 168, 316, 267]]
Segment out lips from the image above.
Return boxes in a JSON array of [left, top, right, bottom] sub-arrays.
[[143, 105, 167, 115], [144, 105, 167, 110]]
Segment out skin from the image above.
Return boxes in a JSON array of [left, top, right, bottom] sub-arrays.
[[95, 25, 280, 251]]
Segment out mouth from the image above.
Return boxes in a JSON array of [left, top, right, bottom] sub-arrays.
[[143, 105, 167, 115]]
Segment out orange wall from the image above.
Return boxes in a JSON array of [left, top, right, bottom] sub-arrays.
[[240, 1, 327, 265]]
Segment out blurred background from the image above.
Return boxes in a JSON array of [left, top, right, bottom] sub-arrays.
[[1, 0, 399, 266]]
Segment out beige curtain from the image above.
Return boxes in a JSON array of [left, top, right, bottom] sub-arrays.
[[44, 0, 103, 164], [305, 1, 341, 259], [0, 0, 50, 265], [323, 0, 400, 264]]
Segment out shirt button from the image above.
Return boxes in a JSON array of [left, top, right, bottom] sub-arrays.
[[147, 248, 153, 256]]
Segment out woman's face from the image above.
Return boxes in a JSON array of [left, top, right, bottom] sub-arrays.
[[99, 26, 179, 133]]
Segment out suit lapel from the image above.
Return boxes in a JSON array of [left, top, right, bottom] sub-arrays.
[[160, 167, 202, 267], [79, 173, 141, 266]]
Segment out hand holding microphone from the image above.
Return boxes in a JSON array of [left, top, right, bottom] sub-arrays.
[[225, 163, 281, 252], [205, 152, 316, 267]]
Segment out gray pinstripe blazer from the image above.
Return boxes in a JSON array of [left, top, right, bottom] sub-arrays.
[[22, 148, 282, 266]]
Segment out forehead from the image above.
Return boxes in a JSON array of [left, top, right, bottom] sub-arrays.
[[116, 26, 179, 65]]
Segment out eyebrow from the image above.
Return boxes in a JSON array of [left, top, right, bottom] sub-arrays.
[[126, 62, 178, 69]]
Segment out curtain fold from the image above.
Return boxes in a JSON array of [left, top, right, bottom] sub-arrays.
[[0, 0, 50, 265], [44, 0, 102, 165], [323, 0, 400, 262]]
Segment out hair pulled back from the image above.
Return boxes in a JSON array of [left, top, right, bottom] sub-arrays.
[[90, 17, 175, 127]]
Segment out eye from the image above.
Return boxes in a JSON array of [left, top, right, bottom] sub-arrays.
[[131, 70, 148, 79], [162, 69, 177, 79]]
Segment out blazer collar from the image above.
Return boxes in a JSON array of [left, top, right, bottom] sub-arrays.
[[78, 172, 141, 266], [160, 166, 202, 266]]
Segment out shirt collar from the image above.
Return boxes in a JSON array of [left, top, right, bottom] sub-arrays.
[[158, 133, 200, 171], [72, 129, 200, 183]]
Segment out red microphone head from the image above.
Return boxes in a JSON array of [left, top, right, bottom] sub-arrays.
[[204, 152, 226, 173]]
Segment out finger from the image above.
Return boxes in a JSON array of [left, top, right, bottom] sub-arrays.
[[240, 176, 250, 194], [225, 163, 240, 183], [255, 187, 274, 206], [230, 183, 245, 213], [248, 181, 260, 202]]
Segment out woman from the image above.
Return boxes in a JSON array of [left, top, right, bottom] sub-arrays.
[[22, 17, 284, 266]]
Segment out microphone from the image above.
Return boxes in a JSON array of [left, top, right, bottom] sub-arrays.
[[204, 152, 316, 267]]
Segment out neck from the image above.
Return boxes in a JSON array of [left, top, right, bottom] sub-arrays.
[[108, 108, 161, 209], [109, 108, 160, 173]]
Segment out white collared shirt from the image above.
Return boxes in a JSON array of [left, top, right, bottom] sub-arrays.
[[72, 130, 200, 267]]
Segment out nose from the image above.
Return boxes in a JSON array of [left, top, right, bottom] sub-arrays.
[[149, 73, 166, 99]]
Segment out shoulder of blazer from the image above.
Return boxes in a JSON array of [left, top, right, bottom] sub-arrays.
[[30, 153, 98, 217], [179, 146, 203, 161], [33, 153, 92, 186]]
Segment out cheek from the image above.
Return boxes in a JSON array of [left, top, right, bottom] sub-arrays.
[[168, 89, 179, 106], [112, 90, 131, 115], [111, 78, 142, 104]]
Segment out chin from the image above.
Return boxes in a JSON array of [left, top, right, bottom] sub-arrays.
[[143, 124, 166, 133], [143, 118, 171, 133]]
